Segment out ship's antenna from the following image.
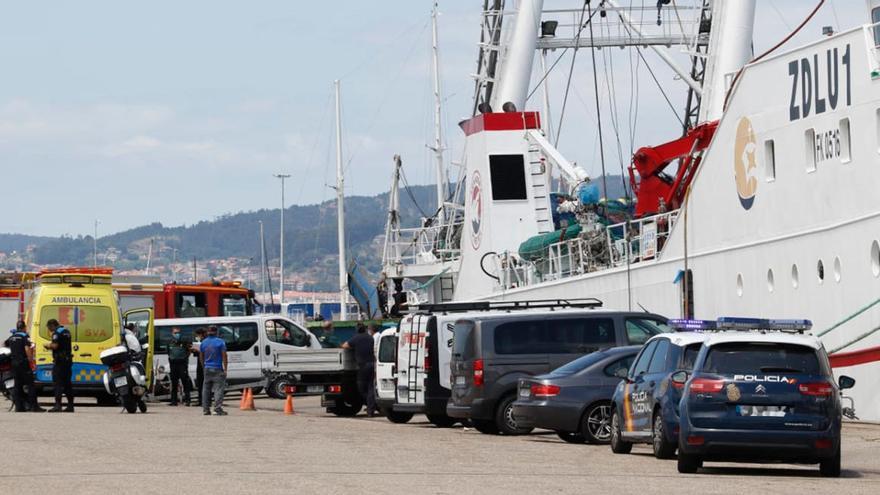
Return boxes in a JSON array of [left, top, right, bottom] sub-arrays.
[[430, 2, 446, 226]]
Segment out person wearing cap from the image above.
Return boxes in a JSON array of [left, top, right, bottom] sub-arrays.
[[199, 326, 228, 416], [44, 319, 74, 412], [5, 321, 44, 412]]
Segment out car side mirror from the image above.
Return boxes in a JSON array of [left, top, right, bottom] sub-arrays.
[[838, 375, 855, 390], [614, 367, 628, 379], [671, 370, 689, 385]]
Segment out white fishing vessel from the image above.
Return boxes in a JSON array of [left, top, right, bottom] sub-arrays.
[[383, 0, 880, 420]]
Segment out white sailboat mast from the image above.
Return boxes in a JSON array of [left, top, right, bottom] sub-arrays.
[[492, 0, 544, 111], [334, 79, 348, 320], [431, 2, 446, 225]]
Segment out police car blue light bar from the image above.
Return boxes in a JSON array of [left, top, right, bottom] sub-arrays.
[[716, 317, 812, 331], [668, 319, 717, 331]]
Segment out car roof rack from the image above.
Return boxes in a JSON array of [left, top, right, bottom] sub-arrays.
[[410, 298, 603, 314], [669, 317, 812, 334]]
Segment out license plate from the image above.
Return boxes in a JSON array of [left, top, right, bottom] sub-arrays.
[[306, 385, 323, 393], [114, 376, 128, 388], [4, 379, 13, 389], [736, 405, 788, 417], [455, 376, 465, 385], [519, 387, 530, 398]]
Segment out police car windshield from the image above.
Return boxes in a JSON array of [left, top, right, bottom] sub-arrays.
[[703, 342, 821, 375], [551, 351, 610, 375]]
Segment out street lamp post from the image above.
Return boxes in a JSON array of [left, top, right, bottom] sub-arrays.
[[274, 173, 291, 307], [93, 219, 99, 267]]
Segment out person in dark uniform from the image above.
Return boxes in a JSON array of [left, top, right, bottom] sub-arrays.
[[44, 319, 74, 413], [342, 323, 377, 417], [192, 327, 207, 405], [166, 326, 192, 406], [5, 321, 44, 412]]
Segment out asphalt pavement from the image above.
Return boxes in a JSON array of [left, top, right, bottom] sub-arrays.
[[1, 395, 879, 494]]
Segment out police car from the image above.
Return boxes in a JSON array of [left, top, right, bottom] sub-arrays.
[[676, 318, 855, 477], [609, 329, 710, 459]]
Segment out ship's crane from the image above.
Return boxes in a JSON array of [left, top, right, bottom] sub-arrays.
[[628, 120, 717, 217]]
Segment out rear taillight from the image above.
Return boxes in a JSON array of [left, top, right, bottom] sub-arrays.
[[327, 385, 342, 393], [689, 378, 724, 394], [110, 363, 125, 372], [424, 354, 431, 372], [530, 384, 561, 397], [799, 382, 833, 397], [473, 359, 484, 387], [815, 439, 833, 449], [686, 435, 705, 446]]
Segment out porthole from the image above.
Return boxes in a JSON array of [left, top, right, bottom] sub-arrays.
[[833, 257, 842, 283], [817, 259, 825, 283], [736, 273, 744, 297], [791, 264, 800, 289], [872, 241, 880, 277], [767, 269, 775, 293]]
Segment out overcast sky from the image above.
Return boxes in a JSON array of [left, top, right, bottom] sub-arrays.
[[0, 0, 865, 236]]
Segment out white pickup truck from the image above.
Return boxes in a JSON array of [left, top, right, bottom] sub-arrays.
[[268, 347, 363, 416]]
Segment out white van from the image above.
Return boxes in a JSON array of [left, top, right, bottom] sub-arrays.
[[153, 315, 321, 398], [375, 327, 399, 415], [389, 311, 459, 426]]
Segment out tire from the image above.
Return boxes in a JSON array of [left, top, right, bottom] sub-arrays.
[[123, 395, 138, 414], [268, 379, 291, 400], [427, 414, 456, 428], [582, 402, 613, 444], [251, 387, 264, 396], [652, 413, 677, 459], [385, 410, 415, 424], [330, 397, 363, 417], [820, 447, 841, 478], [557, 431, 587, 444], [677, 453, 702, 474], [472, 419, 499, 435], [495, 395, 534, 436], [610, 409, 633, 454]]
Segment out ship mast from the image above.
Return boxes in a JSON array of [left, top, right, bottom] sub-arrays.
[[334, 79, 348, 321], [431, 2, 446, 225]]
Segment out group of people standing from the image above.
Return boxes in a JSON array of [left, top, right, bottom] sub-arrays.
[[4, 319, 74, 413], [165, 326, 228, 415]]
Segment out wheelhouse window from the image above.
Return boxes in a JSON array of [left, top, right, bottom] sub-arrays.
[[488, 154, 528, 200], [873, 8, 880, 46]]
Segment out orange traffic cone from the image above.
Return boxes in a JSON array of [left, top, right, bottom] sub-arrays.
[[241, 388, 256, 411], [239, 388, 248, 409], [283, 386, 295, 416]]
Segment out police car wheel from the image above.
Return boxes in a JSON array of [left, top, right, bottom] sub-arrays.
[[582, 402, 613, 444], [610, 409, 632, 454], [652, 413, 677, 459], [819, 447, 841, 478], [677, 453, 701, 474], [557, 431, 587, 444]]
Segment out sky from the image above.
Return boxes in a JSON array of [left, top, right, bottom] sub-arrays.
[[0, 0, 866, 237]]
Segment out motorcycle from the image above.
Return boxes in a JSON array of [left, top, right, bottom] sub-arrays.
[[0, 347, 13, 409], [100, 345, 148, 413]]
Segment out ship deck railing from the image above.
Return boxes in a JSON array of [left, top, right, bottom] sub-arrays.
[[386, 221, 464, 267], [499, 209, 680, 290]]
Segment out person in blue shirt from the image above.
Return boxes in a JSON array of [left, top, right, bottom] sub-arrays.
[[198, 326, 228, 416]]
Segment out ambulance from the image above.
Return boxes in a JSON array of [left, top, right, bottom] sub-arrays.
[[24, 268, 155, 396]]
